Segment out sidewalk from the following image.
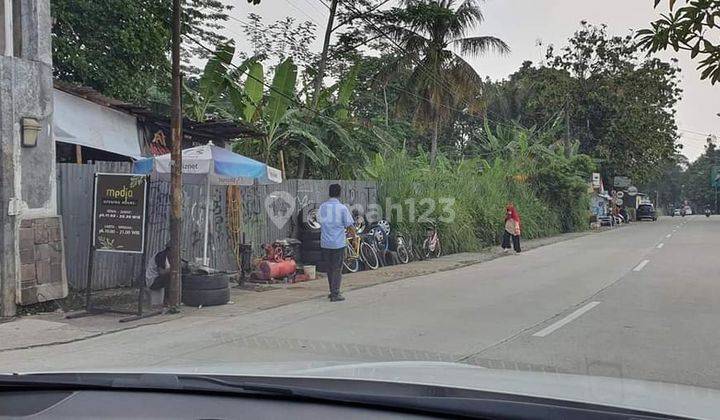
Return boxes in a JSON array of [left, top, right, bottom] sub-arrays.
[[0, 230, 593, 352]]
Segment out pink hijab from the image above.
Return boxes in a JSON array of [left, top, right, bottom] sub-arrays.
[[505, 203, 521, 224]]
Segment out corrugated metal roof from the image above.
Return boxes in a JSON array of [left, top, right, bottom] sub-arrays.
[[54, 80, 264, 139]]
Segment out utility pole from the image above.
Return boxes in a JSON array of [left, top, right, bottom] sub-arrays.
[[313, 0, 338, 109], [296, 0, 338, 178], [168, 0, 183, 307]]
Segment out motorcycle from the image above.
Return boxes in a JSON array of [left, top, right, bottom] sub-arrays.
[[705, 209, 712, 218]]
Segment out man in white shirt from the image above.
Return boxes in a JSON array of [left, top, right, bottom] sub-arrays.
[[146, 243, 171, 294]]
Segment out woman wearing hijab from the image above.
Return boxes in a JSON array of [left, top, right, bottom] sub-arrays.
[[502, 203, 522, 253]]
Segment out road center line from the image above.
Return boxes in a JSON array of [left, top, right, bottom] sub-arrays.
[[657, 243, 664, 249], [533, 302, 601, 337], [633, 260, 650, 272], [666, 234, 672, 238]]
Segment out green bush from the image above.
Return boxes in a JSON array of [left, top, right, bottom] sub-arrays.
[[365, 150, 573, 254]]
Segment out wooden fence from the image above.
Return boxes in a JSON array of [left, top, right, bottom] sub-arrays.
[[57, 162, 378, 291]]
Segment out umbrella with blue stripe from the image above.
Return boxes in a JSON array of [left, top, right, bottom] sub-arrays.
[[134, 142, 282, 264]]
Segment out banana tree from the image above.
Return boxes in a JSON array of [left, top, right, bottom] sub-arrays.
[[184, 43, 235, 122], [228, 57, 348, 168]]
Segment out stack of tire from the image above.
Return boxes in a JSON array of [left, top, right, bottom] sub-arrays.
[[298, 206, 325, 272], [181, 273, 230, 307]]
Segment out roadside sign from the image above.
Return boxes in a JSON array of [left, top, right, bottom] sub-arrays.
[[711, 166, 720, 188], [93, 173, 148, 253], [616, 191, 624, 199], [614, 176, 631, 188], [592, 172, 601, 188], [627, 186, 638, 196]]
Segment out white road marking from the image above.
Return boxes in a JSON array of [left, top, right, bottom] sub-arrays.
[[657, 243, 664, 249], [633, 260, 650, 272], [666, 234, 672, 238], [533, 302, 601, 337]]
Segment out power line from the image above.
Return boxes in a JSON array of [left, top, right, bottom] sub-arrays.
[[679, 128, 715, 137], [281, 0, 325, 26], [184, 33, 336, 124]]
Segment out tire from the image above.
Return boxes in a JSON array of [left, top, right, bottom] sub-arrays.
[[302, 249, 322, 263], [434, 240, 442, 258], [182, 287, 230, 307], [300, 230, 321, 242], [302, 239, 321, 249], [397, 244, 410, 264], [422, 238, 432, 259], [343, 257, 360, 273], [182, 273, 229, 290], [360, 241, 379, 270], [299, 207, 321, 231], [423, 238, 441, 259]]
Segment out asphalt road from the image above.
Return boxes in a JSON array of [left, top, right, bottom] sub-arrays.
[[3, 216, 719, 389]]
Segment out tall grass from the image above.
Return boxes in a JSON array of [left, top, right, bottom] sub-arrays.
[[365, 151, 566, 254]]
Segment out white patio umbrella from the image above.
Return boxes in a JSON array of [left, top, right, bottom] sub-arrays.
[[134, 142, 282, 265]]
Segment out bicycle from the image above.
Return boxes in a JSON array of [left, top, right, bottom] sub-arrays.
[[343, 232, 380, 273], [422, 221, 442, 259], [368, 219, 410, 265], [395, 233, 411, 264]]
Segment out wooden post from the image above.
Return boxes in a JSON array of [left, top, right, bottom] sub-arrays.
[[75, 145, 82, 164], [167, 0, 183, 307], [279, 150, 286, 180]]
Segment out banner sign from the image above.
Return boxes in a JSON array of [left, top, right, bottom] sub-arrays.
[[93, 173, 148, 253], [711, 166, 720, 188], [613, 176, 631, 188]]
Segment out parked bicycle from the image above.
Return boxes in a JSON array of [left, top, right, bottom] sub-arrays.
[[368, 219, 411, 265], [395, 233, 411, 264], [422, 221, 442, 259], [343, 232, 379, 273]]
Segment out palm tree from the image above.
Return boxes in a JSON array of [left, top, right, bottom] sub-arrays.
[[384, 0, 509, 164]]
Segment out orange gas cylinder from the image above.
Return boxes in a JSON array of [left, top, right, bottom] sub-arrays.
[[258, 259, 297, 279]]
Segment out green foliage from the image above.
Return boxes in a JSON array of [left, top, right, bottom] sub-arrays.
[[365, 150, 565, 254], [380, 0, 509, 163], [365, 122, 594, 253], [184, 43, 236, 122], [637, 0, 720, 84], [265, 59, 298, 132], [485, 22, 681, 183], [241, 62, 265, 122], [51, 0, 232, 102], [640, 153, 687, 211], [681, 141, 719, 208]]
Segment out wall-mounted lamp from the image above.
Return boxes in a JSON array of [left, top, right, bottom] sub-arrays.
[[21, 118, 41, 148]]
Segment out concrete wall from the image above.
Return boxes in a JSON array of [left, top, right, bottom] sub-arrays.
[[0, 0, 60, 316]]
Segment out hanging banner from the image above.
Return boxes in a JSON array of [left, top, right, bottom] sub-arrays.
[[613, 176, 631, 188], [93, 173, 148, 253]]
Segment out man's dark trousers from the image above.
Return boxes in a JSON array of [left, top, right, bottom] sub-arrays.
[[322, 247, 345, 297]]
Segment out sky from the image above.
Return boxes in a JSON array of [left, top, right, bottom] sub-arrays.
[[223, 0, 720, 162]]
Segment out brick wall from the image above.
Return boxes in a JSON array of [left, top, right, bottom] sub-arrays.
[[18, 216, 67, 304]]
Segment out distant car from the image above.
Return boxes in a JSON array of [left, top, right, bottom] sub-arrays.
[[672, 208, 681, 217], [636, 204, 657, 221]]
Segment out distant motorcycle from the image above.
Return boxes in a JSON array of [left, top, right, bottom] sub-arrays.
[[705, 209, 711, 218]]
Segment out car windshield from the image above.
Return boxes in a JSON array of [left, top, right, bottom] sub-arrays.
[[2, 0, 720, 416]]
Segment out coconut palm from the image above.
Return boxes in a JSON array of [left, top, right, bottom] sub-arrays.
[[384, 0, 509, 164]]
